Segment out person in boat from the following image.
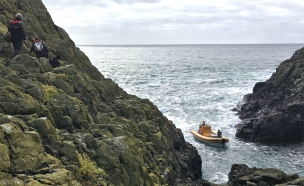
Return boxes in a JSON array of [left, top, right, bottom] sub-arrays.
[[198, 124, 202, 134], [217, 130, 222, 137], [198, 121, 206, 134]]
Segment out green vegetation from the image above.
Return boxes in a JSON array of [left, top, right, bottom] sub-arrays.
[[42, 85, 58, 103], [56, 73, 70, 81], [76, 152, 108, 186]]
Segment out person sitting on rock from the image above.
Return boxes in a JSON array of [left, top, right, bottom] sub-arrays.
[[29, 37, 49, 58], [49, 55, 61, 68], [217, 130, 222, 137]]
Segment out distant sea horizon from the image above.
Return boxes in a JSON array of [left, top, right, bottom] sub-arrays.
[[77, 43, 304, 46]]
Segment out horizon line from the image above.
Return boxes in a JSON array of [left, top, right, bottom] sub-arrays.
[[76, 43, 304, 46]]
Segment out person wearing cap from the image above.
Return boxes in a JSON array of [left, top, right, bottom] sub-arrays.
[[29, 37, 49, 58], [49, 55, 61, 68], [8, 13, 26, 58]]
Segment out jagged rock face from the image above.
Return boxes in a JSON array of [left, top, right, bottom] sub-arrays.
[[235, 47, 304, 143], [0, 0, 202, 185], [228, 164, 304, 186]]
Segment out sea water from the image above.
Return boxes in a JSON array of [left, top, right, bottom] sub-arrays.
[[78, 44, 304, 184]]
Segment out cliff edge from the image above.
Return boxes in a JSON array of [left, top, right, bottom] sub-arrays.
[[0, 0, 201, 185]]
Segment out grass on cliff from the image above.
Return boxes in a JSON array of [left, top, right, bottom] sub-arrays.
[[76, 152, 108, 186], [42, 85, 58, 103], [55, 73, 70, 81]]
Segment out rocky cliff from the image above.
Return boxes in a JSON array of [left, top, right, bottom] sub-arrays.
[[0, 0, 202, 185], [235, 46, 304, 143]]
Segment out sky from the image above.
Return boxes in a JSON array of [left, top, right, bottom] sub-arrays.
[[41, 0, 304, 45]]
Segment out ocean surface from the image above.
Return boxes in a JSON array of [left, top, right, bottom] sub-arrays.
[[78, 44, 304, 184]]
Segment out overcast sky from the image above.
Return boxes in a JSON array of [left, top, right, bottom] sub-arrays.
[[41, 0, 304, 45]]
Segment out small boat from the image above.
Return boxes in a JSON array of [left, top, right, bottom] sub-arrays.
[[190, 125, 229, 144]]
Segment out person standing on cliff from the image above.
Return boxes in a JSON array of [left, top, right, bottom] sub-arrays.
[[8, 13, 27, 59]]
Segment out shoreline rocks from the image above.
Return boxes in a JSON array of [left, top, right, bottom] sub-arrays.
[[228, 164, 304, 186]]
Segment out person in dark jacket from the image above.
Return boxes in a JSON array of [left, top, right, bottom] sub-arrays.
[[49, 55, 61, 68], [9, 13, 26, 58], [217, 130, 222, 138], [29, 37, 49, 58]]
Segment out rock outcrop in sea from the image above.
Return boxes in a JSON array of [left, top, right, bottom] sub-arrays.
[[0, 0, 202, 185], [235, 47, 304, 143]]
